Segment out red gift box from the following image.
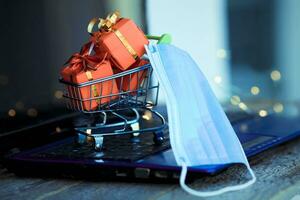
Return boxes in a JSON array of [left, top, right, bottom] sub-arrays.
[[60, 43, 119, 111], [114, 59, 149, 94], [89, 11, 149, 71]]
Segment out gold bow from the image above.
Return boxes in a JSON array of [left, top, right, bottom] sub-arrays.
[[87, 10, 120, 33], [87, 10, 138, 60]]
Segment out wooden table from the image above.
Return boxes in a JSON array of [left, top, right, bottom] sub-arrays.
[[1, 136, 300, 200]]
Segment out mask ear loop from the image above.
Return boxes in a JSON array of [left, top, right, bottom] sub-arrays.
[[179, 160, 256, 197]]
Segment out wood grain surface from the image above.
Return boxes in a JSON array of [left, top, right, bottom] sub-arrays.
[[1, 137, 300, 200]]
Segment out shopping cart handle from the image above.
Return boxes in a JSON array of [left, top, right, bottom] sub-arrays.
[[146, 34, 172, 44]]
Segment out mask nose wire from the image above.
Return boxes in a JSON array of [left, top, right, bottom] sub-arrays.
[[179, 160, 256, 197]]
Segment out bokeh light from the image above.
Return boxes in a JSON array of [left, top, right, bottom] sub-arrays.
[[56, 126, 62, 133], [8, 109, 16, 117], [230, 95, 241, 105], [27, 108, 38, 117], [259, 110, 268, 117], [238, 102, 248, 111], [214, 75, 222, 84], [270, 70, 281, 81], [250, 86, 260, 95], [273, 103, 284, 113], [54, 90, 64, 99]]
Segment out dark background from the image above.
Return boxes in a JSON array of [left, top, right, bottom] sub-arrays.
[[0, 0, 106, 111]]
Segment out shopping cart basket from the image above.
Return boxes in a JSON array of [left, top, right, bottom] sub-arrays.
[[59, 35, 171, 151]]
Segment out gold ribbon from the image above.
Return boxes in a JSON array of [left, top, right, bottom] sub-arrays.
[[113, 30, 138, 59], [85, 71, 100, 104], [87, 10, 138, 60]]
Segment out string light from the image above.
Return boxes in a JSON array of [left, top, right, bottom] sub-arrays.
[[273, 103, 284, 113], [230, 95, 241, 105], [259, 110, 268, 117], [214, 75, 222, 84], [8, 109, 16, 117], [216, 49, 227, 59], [27, 108, 38, 117], [270, 70, 281, 81], [250, 86, 260, 95]]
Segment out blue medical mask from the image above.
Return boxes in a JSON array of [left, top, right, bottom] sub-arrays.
[[146, 44, 256, 197]]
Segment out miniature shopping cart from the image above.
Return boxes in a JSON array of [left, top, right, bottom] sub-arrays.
[[59, 35, 171, 151]]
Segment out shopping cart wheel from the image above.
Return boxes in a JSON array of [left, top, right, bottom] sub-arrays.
[[153, 131, 164, 145], [94, 135, 104, 151]]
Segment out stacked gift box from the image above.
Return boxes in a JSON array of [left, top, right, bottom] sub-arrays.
[[60, 11, 150, 111]]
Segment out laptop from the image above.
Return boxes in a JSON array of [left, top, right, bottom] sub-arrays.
[[2, 105, 300, 182]]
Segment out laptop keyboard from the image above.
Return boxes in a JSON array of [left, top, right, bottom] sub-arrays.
[[31, 132, 170, 162], [28, 111, 253, 162]]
